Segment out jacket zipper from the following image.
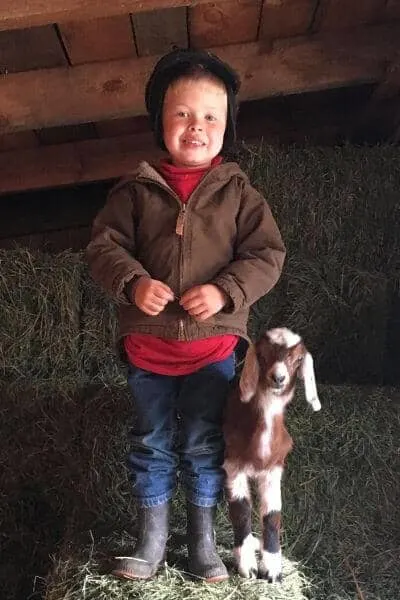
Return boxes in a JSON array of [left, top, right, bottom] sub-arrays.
[[178, 318, 185, 341], [177, 204, 186, 340], [175, 204, 186, 236], [137, 175, 189, 339]]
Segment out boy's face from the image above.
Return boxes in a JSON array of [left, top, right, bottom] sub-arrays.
[[162, 76, 228, 169]]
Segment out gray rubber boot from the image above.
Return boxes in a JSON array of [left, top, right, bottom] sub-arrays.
[[112, 502, 169, 580], [187, 502, 229, 583]]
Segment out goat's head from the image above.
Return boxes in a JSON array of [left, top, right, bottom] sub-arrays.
[[239, 327, 321, 411]]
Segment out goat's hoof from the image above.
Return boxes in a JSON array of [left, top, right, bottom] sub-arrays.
[[238, 565, 258, 579], [268, 573, 283, 584], [259, 551, 282, 583], [234, 537, 259, 579]]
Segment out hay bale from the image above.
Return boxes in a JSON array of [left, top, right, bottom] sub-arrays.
[[79, 264, 125, 387], [284, 385, 400, 600], [236, 143, 400, 276], [0, 248, 82, 388], [251, 255, 389, 383], [0, 384, 82, 600], [43, 384, 399, 600]]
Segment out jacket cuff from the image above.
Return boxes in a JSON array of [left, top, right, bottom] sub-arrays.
[[212, 277, 243, 314], [123, 275, 148, 304]]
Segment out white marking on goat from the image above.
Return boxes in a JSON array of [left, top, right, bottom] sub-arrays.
[[229, 470, 251, 500], [267, 328, 301, 348], [234, 533, 259, 579], [257, 467, 283, 515], [259, 398, 283, 459], [274, 362, 288, 378], [259, 550, 282, 582], [300, 352, 321, 411]]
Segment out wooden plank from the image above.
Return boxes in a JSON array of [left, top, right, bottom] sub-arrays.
[[314, 0, 386, 31], [132, 7, 188, 56], [260, 0, 316, 40], [0, 130, 39, 152], [59, 15, 136, 65], [0, 228, 91, 252], [0, 0, 214, 31], [1, 23, 400, 134], [0, 133, 163, 194], [0, 25, 67, 73], [95, 115, 150, 137], [189, 0, 262, 47], [350, 56, 400, 142], [35, 123, 98, 145], [0, 81, 391, 194]]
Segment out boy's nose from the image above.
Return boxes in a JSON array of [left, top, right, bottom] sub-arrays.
[[189, 121, 202, 131]]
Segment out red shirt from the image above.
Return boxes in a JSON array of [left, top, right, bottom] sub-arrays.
[[124, 157, 238, 375]]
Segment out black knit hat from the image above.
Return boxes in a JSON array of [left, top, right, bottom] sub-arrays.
[[145, 48, 241, 153]]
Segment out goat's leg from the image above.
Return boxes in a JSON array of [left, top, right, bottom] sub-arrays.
[[225, 467, 258, 578], [257, 466, 283, 583]]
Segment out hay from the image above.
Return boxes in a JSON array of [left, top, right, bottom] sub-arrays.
[[250, 255, 389, 383], [0, 248, 82, 389], [0, 384, 82, 600], [79, 264, 126, 387], [41, 384, 399, 600], [235, 142, 400, 275], [46, 544, 309, 600]]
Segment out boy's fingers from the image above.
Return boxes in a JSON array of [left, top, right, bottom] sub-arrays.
[[154, 282, 175, 301], [180, 298, 203, 311]]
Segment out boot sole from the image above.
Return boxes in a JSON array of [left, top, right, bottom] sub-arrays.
[[204, 574, 230, 583], [111, 567, 158, 581]]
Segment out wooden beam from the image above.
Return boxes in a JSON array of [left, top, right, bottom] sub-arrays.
[[352, 54, 400, 142], [189, 0, 262, 48], [59, 15, 137, 65], [0, 82, 388, 195], [132, 6, 188, 57], [1, 23, 399, 134], [0, 0, 213, 31], [0, 132, 164, 194], [0, 25, 67, 73], [313, 0, 386, 32], [260, 0, 316, 41]]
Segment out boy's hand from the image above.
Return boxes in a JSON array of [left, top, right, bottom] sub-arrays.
[[180, 284, 229, 321], [134, 277, 175, 316]]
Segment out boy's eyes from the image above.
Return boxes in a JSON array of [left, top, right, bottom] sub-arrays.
[[175, 111, 217, 121]]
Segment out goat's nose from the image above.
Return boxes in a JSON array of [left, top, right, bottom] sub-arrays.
[[272, 373, 285, 386]]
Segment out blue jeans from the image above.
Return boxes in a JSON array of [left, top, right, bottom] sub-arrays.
[[127, 354, 236, 508]]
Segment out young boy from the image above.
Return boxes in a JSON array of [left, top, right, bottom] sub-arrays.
[[86, 48, 286, 583]]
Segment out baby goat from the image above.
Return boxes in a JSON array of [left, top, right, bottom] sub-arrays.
[[223, 327, 321, 581]]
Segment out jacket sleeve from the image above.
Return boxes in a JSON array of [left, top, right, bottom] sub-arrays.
[[86, 181, 150, 305], [211, 181, 286, 313]]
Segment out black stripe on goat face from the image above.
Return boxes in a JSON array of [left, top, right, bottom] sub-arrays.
[[256, 336, 306, 392]]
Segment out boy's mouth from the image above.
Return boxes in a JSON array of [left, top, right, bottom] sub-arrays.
[[183, 138, 205, 147]]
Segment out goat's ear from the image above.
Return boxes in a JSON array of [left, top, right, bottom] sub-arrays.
[[239, 344, 259, 402], [298, 351, 321, 411]]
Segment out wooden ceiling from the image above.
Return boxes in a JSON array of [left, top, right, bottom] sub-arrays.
[[0, 0, 399, 194]]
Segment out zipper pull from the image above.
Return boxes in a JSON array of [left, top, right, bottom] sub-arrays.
[[175, 205, 186, 236]]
